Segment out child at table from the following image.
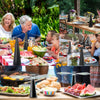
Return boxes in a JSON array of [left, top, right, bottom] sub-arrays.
[[47, 33, 59, 59], [38, 30, 57, 49]]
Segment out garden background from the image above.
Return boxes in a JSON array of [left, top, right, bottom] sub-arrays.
[[0, 0, 59, 41], [59, 0, 100, 17]]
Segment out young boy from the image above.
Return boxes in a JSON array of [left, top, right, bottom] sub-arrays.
[[40, 30, 57, 49]]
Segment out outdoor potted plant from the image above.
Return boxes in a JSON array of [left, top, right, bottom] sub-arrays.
[[84, 12, 95, 22]]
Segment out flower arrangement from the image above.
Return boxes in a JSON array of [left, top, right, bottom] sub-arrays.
[[70, 56, 78, 66], [69, 9, 76, 21], [70, 53, 79, 66], [70, 9, 76, 14], [84, 12, 94, 18]]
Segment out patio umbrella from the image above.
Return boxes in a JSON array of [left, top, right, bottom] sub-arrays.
[[68, 41, 71, 54], [79, 47, 84, 66], [13, 37, 21, 66], [24, 32, 28, 50]]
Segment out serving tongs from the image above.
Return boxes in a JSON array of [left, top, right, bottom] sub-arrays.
[[24, 74, 48, 84]]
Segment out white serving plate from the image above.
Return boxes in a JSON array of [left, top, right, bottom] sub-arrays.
[[95, 23, 100, 28], [84, 57, 97, 64], [73, 21, 85, 25], [61, 89, 100, 99]]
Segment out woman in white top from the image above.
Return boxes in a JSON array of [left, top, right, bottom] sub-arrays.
[[0, 13, 15, 53], [0, 12, 16, 38]]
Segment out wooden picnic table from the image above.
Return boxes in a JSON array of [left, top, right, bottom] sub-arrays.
[[60, 19, 100, 34]]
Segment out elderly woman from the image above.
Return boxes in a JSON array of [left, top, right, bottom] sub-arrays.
[[12, 15, 41, 42], [91, 34, 100, 61], [0, 13, 16, 38]]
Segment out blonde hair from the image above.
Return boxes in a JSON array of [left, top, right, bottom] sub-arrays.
[[1, 13, 16, 31]]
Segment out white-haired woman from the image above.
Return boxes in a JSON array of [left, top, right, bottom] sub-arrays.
[[12, 15, 41, 42], [0, 12, 16, 38]]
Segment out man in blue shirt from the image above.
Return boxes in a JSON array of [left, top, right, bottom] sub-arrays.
[[12, 15, 41, 42]]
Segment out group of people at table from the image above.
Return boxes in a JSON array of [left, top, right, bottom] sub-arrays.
[[77, 33, 100, 62], [0, 12, 100, 66], [0, 12, 59, 61], [60, 29, 100, 63]]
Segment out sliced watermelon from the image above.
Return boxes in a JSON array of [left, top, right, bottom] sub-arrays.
[[80, 84, 95, 96], [72, 83, 86, 90], [72, 83, 79, 89], [86, 84, 95, 93]]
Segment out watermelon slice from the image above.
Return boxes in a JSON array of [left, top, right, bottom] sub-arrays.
[[20, 51, 35, 58], [72, 83, 86, 90], [80, 84, 95, 96]]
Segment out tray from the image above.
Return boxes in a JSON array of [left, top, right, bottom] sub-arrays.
[[0, 92, 28, 97], [61, 89, 100, 99]]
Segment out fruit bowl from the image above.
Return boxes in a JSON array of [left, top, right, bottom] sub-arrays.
[[32, 46, 47, 57]]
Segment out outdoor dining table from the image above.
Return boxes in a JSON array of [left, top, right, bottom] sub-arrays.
[[67, 50, 99, 66], [60, 18, 100, 34], [0, 87, 100, 100]]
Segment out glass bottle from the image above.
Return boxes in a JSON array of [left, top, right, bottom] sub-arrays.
[[68, 13, 70, 22], [89, 15, 93, 27]]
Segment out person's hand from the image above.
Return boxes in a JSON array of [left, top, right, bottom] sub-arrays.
[[96, 18, 100, 23], [85, 46, 90, 49], [4, 43, 11, 49], [0, 50, 10, 56], [18, 38, 22, 42], [46, 46, 51, 50], [92, 39, 97, 45], [88, 49, 91, 52]]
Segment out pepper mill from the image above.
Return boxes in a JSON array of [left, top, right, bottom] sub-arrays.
[[68, 41, 71, 54], [67, 13, 70, 22], [24, 32, 28, 50], [30, 79, 37, 98], [79, 47, 84, 66], [13, 38, 21, 66], [89, 14, 93, 27]]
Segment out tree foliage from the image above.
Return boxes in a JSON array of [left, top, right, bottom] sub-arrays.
[[80, 0, 100, 16], [58, 0, 100, 16], [0, 0, 59, 41]]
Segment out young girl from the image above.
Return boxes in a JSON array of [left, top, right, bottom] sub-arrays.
[[47, 33, 59, 59]]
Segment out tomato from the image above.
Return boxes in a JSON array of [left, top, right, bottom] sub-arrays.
[[77, 56, 80, 58], [36, 64, 39, 66], [11, 87, 15, 90], [92, 59, 95, 61]]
